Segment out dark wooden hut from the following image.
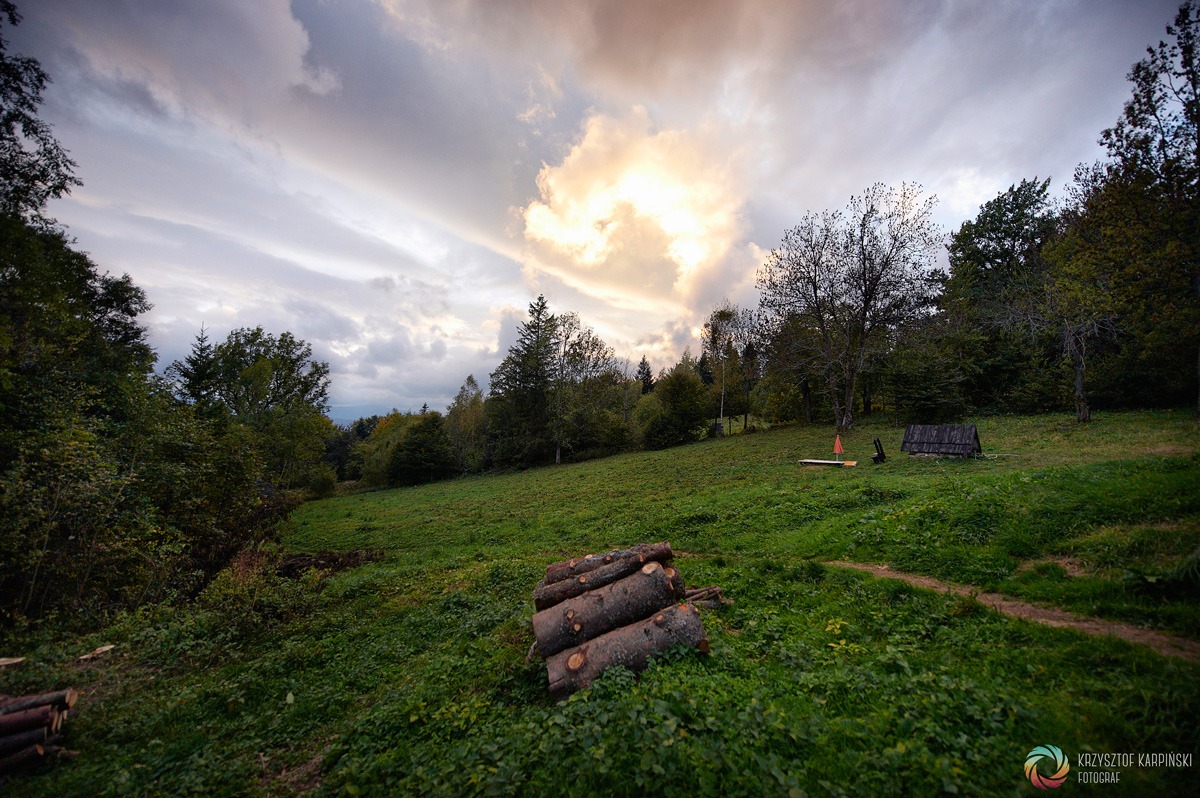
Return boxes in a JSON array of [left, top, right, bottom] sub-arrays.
[[900, 424, 981, 457]]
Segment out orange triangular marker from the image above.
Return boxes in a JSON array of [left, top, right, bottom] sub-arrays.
[[834, 435, 844, 455]]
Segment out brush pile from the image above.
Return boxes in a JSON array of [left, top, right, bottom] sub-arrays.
[[530, 542, 726, 700], [0, 689, 78, 775]]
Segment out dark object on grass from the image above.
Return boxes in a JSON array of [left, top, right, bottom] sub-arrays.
[[872, 438, 886, 464], [900, 424, 981, 457], [545, 602, 709, 700]]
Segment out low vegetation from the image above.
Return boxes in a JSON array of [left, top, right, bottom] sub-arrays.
[[3, 411, 1198, 795]]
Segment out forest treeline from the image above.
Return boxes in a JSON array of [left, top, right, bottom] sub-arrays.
[[2, 1, 1198, 623]]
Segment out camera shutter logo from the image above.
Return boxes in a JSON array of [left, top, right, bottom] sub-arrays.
[[1025, 745, 1070, 789]]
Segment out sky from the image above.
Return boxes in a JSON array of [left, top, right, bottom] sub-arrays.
[[8, 0, 1182, 421]]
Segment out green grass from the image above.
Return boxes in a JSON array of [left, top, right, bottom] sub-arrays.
[[3, 410, 1199, 796]]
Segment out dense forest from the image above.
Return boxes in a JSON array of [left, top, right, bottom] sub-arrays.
[[2, 0, 1198, 626]]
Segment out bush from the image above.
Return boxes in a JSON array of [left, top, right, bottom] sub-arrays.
[[644, 366, 708, 449], [307, 463, 338, 499]]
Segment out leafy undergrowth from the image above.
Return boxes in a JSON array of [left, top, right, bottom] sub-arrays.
[[2, 410, 1199, 795]]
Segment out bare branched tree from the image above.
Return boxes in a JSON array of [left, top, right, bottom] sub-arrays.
[[757, 183, 941, 431]]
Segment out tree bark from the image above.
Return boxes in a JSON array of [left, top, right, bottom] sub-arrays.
[[0, 706, 56, 736], [534, 549, 675, 611], [542, 542, 673, 586], [0, 689, 77, 716], [545, 602, 709, 700], [531, 561, 685, 658], [0, 743, 46, 774], [1068, 330, 1091, 423], [0, 727, 47, 757]]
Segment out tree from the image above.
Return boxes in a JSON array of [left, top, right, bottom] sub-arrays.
[[636, 355, 655, 394], [0, 2, 80, 225], [168, 326, 331, 486], [1, 216, 154, 468], [943, 178, 1064, 413], [388, 411, 456, 486], [641, 356, 709, 449], [549, 312, 616, 464], [488, 295, 558, 466], [702, 302, 738, 426], [739, 339, 761, 429], [884, 317, 970, 423], [445, 375, 485, 473], [757, 183, 941, 431], [1100, 0, 1200, 415], [165, 325, 223, 418]]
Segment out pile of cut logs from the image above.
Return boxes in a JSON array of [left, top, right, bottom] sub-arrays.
[[530, 542, 725, 700], [0, 689, 77, 775]]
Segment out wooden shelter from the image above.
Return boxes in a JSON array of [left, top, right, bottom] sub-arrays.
[[900, 424, 981, 457]]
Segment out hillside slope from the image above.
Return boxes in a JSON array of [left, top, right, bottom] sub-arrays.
[[3, 411, 1198, 796]]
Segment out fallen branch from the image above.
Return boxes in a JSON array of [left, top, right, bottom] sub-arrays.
[[683, 585, 730, 608]]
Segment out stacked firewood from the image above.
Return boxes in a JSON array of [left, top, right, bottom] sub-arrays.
[[0, 689, 77, 775], [530, 542, 726, 700]]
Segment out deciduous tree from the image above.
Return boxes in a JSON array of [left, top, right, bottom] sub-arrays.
[[757, 183, 941, 431]]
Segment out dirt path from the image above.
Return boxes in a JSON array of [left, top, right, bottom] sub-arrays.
[[825, 561, 1200, 663]]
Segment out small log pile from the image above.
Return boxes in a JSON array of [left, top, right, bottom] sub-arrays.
[[0, 690, 78, 775], [530, 542, 726, 700]]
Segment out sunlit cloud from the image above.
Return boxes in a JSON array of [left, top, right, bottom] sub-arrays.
[[522, 107, 744, 306]]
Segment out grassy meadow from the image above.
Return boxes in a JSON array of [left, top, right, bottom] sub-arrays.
[[3, 410, 1199, 795]]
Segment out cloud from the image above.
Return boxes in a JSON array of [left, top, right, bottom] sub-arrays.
[[9, 0, 1187, 419], [522, 108, 744, 308], [40, 0, 335, 127]]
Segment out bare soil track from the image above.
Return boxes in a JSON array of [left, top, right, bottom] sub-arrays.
[[825, 561, 1200, 663]]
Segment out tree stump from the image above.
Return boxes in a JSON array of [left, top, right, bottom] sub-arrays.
[[545, 602, 709, 700], [531, 561, 685, 657]]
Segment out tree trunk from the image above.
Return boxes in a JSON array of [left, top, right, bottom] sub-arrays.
[[534, 549, 673, 611], [531, 561, 685, 658], [0, 727, 47, 757], [0, 689, 77, 716], [545, 602, 709, 700], [862, 376, 872, 417], [0, 706, 56, 736], [1074, 362, 1091, 422], [542, 542, 673, 586], [0, 742, 47, 774], [802, 376, 813, 424], [1069, 331, 1091, 423]]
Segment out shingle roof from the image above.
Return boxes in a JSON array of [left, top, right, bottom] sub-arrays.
[[900, 424, 982, 456]]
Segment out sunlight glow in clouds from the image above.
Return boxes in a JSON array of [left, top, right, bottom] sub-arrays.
[[522, 108, 743, 303]]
